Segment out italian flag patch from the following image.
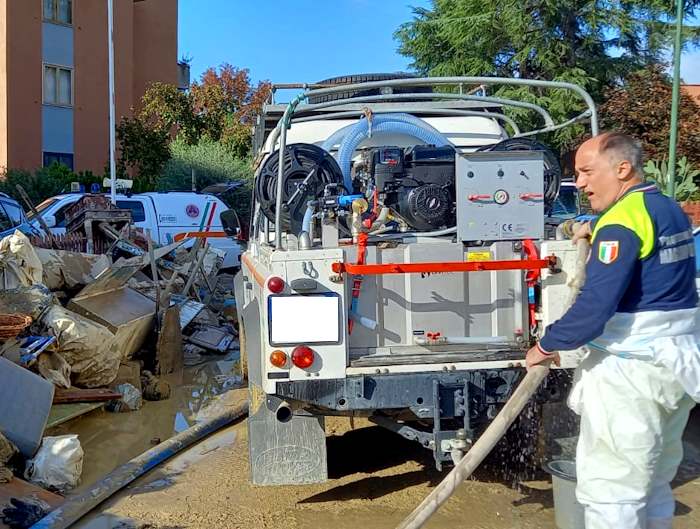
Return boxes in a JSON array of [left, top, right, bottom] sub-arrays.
[[598, 241, 620, 264]]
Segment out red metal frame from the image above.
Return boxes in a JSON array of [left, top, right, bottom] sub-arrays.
[[332, 257, 555, 275]]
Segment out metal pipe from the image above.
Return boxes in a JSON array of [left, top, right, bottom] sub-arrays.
[[267, 94, 547, 148], [267, 76, 597, 157], [299, 92, 553, 128], [514, 110, 592, 138], [275, 401, 293, 423], [30, 400, 248, 529], [668, 0, 685, 198], [303, 76, 597, 135], [290, 108, 521, 137], [107, 0, 117, 205], [274, 121, 287, 249]]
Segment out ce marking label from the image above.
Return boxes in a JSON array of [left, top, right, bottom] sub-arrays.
[[501, 223, 514, 232]]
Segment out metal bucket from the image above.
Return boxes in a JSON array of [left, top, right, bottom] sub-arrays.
[[544, 460, 585, 529]]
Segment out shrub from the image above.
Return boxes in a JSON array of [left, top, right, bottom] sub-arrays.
[[643, 156, 700, 202], [159, 137, 254, 223]]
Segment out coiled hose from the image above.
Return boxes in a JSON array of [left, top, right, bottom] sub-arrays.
[[322, 113, 452, 191]]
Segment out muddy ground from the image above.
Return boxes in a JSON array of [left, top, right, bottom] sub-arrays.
[[66, 384, 700, 529]]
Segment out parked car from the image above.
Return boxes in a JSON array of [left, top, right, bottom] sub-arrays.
[[550, 181, 579, 220], [0, 193, 38, 239], [29, 192, 242, 268]]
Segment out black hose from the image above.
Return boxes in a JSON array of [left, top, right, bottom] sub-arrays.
[[30, 401, 248, 529]]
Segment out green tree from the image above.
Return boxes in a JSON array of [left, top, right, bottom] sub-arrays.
[[600, 65, 700, 164], [116, 64, 270, 193], [159, 137, 254, 223], [0, 164, 102, 205], [116, 115, 171, 192], [139, 65, 271, 156], [395, 0, 700, 148], [191, 64, 271, 157]]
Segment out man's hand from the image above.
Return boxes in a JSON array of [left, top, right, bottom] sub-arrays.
[[525, 344, 560, 370], [572, 221, 592, 243]]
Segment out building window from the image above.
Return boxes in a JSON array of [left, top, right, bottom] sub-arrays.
[[43, 65, 73, 107], [43, 0, 72, 25], [43, 152, 74, 170]]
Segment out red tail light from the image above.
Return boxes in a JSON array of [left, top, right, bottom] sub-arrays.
[[291, 345, 315, 369], [267, 276, 285, 293]]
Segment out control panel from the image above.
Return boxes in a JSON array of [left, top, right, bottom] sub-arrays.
[[456, 151, 544, 241]]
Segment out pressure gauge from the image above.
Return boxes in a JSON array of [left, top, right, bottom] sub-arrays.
[[494, 189, 509, 205]]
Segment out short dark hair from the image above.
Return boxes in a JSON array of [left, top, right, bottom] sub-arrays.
[[598, 132, 644, 175]]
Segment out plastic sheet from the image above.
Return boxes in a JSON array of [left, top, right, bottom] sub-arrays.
[[25, 435, 84, 492]]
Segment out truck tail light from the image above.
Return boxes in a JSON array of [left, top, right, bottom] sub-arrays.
[[269, 350, 288, 368], [291, 345, 315, 369], [267, 276, 285, 293]]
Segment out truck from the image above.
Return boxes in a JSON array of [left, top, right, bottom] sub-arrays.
[[28, 191, 243, 268], [234, 75, 597, 485]]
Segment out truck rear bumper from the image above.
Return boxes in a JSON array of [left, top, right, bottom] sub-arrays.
[[274, 368, 572, 469], [275, 368, 569, 415]]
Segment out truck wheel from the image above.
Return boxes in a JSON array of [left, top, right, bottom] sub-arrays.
[[307, 73, 433, 104]]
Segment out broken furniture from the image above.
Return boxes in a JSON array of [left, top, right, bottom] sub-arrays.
[[67, 266, 155, 363], [64, 195, 132, 254], [0, 357, 54, 457]]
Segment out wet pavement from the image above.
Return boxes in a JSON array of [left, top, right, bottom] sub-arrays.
[[47, 358, 700, 529], [47, 352, 243, 494], [71, 408, 700, 529]]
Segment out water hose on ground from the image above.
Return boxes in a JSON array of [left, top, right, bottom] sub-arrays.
[[30, 401, 249, 529], [397, 237, 591, 529], [395, 364, 551, 529]]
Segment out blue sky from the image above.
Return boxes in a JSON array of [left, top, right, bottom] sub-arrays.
[[178, 1, 700, 88]]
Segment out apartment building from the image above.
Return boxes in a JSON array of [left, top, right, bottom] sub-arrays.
[[683, 84, 700, 106], [0, 0, 180, 174]]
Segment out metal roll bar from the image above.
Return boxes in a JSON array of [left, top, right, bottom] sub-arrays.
[[286, 108, 521, 138], [269, 77, 598, 249], [265, 91, 554, 151]]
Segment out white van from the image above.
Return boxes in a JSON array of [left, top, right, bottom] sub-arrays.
[[29, 192, 242, 268]]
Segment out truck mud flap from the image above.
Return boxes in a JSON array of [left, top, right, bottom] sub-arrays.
[[248, 387, 327, 485]]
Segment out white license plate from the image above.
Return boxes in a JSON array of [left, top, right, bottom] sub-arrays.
[[269, 295, 341, 345]]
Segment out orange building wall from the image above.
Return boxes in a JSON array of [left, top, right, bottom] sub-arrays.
[[1, 0, 177, 175], [683, 85, 700, 106], [133, 0, 178, 111], [0, 0, 7, 170], [73, 0, 109, 174], [74, 0, 138, 174], [74, 0, 177, 174], [5, 0, 42, 170]]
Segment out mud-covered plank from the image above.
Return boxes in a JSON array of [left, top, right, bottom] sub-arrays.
[[52, 388, 121, 404]]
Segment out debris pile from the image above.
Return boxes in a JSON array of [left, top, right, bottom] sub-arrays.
[[0, 218, 239, 515]]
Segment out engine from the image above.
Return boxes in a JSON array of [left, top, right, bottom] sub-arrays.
[[254, 135, 561, 238], [356, 145, 456, 231]]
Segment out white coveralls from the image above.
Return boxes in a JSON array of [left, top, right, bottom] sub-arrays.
[[570, 309, 699, 529], [538, 184, 699, 529]]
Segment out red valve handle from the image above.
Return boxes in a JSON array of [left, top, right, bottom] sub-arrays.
[[520, 193, 544, 200], [468, 194, 492, 201]]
